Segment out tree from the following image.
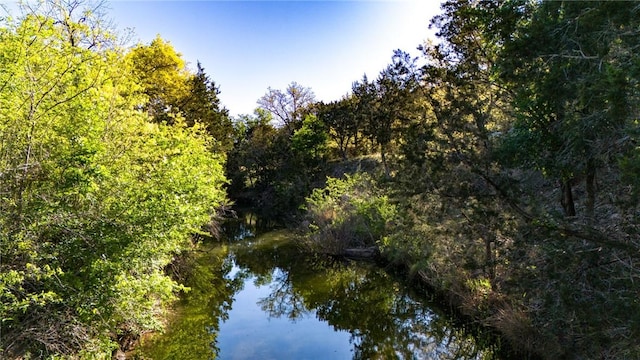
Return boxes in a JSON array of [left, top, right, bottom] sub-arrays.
[[366, 50, 421, 177], [126, 35, 190, 123], [0, 4, 228, 357], [400, 0, 514, 284], [351, 74, 377, 154], [225, 109, 277, 198], [225, 108, 329, 222], [317, 97, 358, 160], [409, 2, 640, 357], [291, 114, 328, 164], [498, 1, 640, 217], [182, 61, 233, 152], [127, 40, 233, 154], [257, 81, 316, 130], [19, 0, 118, 50]]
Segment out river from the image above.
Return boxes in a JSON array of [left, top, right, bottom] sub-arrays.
[[137, 213, 506, 359]]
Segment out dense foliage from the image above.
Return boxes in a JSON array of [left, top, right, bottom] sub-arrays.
[[0, 3, 228, 358], [127, 38, 233, 153], [4, 0, 638, 358], [225, 100, 326, 222], [288, 1, 640, 358], [301, 173, 397, 255]]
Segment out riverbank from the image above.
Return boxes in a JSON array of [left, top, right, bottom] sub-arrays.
[[307, 243, 538, 360], [380, 256, 540, 360], [295, 166, 640, 360]]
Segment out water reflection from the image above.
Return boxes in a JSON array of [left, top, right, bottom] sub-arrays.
[[139, 215, 500, 359], [139, 246, 245, 360]]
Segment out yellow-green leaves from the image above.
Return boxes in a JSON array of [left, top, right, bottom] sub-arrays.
[[302, 173, 397, 254], [0, 6, 228, 358], [126, 36, 191, 122]]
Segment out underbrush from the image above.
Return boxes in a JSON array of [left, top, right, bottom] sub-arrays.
[[299, 162, 640, 359], [299, 172, 397, 255]]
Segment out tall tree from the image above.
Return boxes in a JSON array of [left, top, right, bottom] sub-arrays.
[[19, 0, 117, 49], [257, 81, 316, 130], [351, 74, 377, 154], [126, 35, 190, 123], [498, 0, 640, 217], [391, 0, 516, 285], [291, 114, 328, 165], [225, 109, 277, 197], [317, 97, 359, 160], [368, 50, 421, 177], [182, 61, 233, 152], [0, 3, 228, 357]]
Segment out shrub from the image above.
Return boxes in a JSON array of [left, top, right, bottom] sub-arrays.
[[300, 173, 397, 254]]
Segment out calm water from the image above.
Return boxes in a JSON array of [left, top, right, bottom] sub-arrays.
[[139, 215, 502, 359]]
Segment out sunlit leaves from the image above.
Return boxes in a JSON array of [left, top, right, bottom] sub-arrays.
[[126, 35, 190, 122], [291, 114, 328, 164], [0, 6, 228, 357], [303, 173, 397, 253]]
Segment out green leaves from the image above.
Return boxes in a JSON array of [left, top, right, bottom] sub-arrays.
[[291, 114, 328, 164], [0, 6, 228, 357], [498, 1, 640, 202], [302, 173, 397, 253]]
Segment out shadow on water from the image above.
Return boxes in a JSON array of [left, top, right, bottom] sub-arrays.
[[138, 212, 507, 359]]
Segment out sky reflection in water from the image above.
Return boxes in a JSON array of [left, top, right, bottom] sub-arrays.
[[216, 267, 353, 360], [140, 221, 498, 360]]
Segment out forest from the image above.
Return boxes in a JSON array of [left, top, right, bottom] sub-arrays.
[[2, 0, 639, 359]]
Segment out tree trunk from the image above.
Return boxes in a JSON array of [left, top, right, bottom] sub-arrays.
[[560, 179, 576, 216], [585, 159, 596, 220], [485, 236, 495, 282], [353, 132, 360, 155], [380, 144, 390, 179], [339, 137, 348, 160]]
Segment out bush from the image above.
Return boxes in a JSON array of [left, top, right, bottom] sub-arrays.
[[300, 173, 397, 254]]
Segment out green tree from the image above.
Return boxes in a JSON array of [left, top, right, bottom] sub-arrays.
[[291, 114, 328, 164], [225, 108, 327, 222], [498, 1, 640, 217], [392, 0, 516, 286], [127, 40, 233, 154], [403, 2, 640, 357], [351, 75, 377, 155], [317, 98, 358, 160], [126, 35, 190, 124], [0, 4, 228, 357], [225, 109, 277, 199], [182, 61, 233, 152], [371, 50, 421, 178]]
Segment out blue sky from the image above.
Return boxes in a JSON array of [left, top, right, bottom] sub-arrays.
[[27, 1, 443, 117]]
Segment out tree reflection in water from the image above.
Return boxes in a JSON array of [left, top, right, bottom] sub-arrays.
[[232, 230, 499, 360], [140, 216, 501, 359], [139, 246, 246, 359]]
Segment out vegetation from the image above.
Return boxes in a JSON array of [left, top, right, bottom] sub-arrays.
[[225, 86, 326, 222], [2, 0, 639, 358], [127, 37, 233, 153], [301, 173, 397, 255], [289, 1, 640, 358], [0, 2, 229, 357], [257, 81, 316, 131], [222, 2, 640, 355]]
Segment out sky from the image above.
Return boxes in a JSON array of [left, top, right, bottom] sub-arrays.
[[98, 1, 444, 117]]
